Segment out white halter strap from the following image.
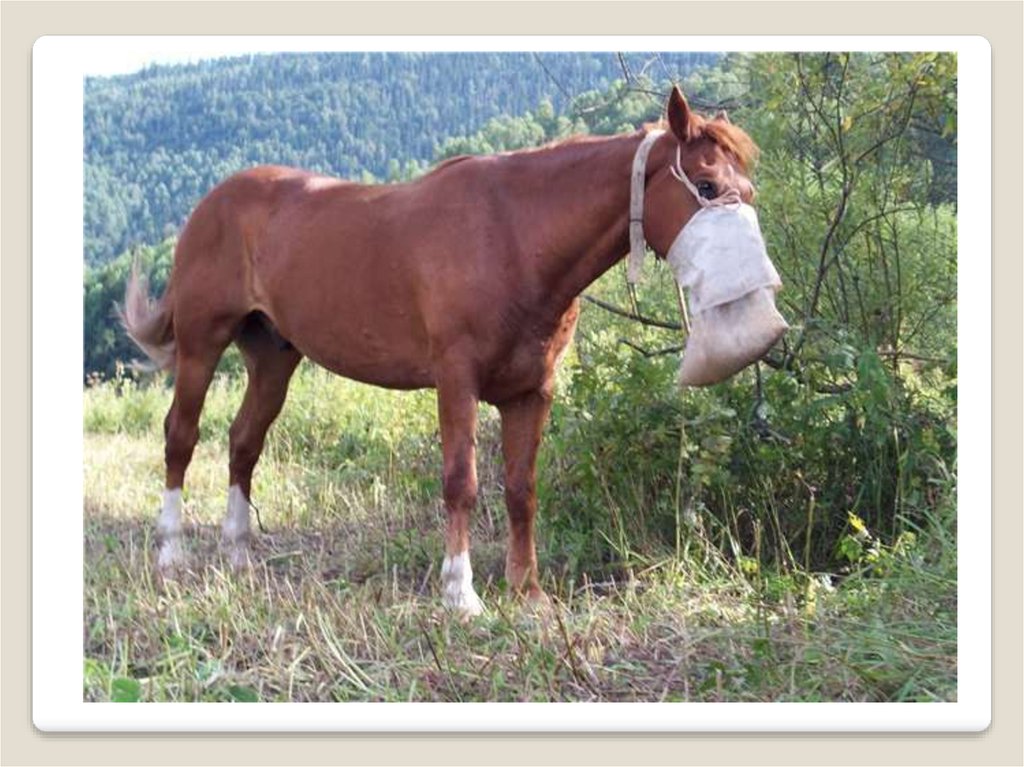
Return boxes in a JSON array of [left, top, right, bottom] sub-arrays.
[[628, 129, 665, 284], [628, 131, 743, 284]]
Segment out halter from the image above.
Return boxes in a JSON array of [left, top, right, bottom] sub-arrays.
[[627, 129, 742, 284]]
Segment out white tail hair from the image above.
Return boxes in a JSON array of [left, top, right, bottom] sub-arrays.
[[116, 262, 176, 372]]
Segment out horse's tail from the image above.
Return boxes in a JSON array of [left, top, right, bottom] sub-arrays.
[[117, 261, 176, 373]]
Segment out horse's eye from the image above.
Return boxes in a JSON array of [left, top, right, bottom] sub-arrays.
[[696, 180, 717, 200]]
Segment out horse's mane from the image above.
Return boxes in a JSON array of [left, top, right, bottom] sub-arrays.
[[645, 114, 760, 175], [701, 118, 759, 174], [421, 135, 608, 182], [428, 113, 760, 179], [430, 154, 475, 173]]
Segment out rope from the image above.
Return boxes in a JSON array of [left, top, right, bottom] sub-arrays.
[[668, 144, 743, 208], [249, 498, 268, 534]]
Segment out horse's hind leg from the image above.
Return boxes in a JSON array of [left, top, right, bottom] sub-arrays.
[[159, 333, 234, 576], [436, 374, 485, 617], [221, 315, 302, 568]]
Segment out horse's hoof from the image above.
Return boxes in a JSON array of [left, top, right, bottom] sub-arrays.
[[221, 542, 252, 572], [520, 587, 556, 620], [443, 590, 485, 621], [441, 552, 485, 619], [155, 540, 188, 580], [524, 585, 551, 605]]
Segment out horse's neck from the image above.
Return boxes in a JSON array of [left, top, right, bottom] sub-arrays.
[[508, 131, 648, 310]]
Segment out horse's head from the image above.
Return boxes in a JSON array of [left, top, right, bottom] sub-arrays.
[[640, 87, 759, 250], [635, 86, 788, 387]]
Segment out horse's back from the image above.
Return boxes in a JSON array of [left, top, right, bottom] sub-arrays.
[[173, 164, 371, 284], [170, 165, 439, 386], [173, 165, 340, 263], [166, 157, 546, 393]]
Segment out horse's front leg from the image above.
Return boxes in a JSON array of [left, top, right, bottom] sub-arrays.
[[497, 387, 554, 606], [436, 377, 484, 617]]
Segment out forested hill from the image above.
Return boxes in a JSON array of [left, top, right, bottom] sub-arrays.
[[84, 51, 719, 265]]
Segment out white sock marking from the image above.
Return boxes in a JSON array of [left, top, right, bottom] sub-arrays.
[[156, 488, 184, 572], [441, 550, 484, 616], [221, 484, 251, 568]]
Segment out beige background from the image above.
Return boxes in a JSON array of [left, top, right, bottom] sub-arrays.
[[3, 1, 1021, 764]]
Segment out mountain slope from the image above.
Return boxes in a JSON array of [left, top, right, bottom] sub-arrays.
[[84, 51, 720, 265]]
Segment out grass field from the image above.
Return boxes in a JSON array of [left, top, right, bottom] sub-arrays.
[[83, 362, 957, 704]]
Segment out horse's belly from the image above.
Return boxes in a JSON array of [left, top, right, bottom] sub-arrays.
[[257, 274, 434, 389], [305, 345, 435, 390], [280, 319, 435, 391], [252, 240, 435, 389]]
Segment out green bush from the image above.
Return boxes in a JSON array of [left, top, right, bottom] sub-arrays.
[[539, 326, 955, 577]]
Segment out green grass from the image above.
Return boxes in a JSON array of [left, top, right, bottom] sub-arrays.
[[83, 364, 957, 703]]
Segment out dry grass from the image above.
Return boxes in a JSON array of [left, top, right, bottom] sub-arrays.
[[84, 396, 956, 703]]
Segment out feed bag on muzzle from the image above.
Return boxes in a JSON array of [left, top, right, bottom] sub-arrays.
[[627, 129, 788, 387], [667, 202, 789, 386]]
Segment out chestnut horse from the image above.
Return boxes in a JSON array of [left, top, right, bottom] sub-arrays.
[[122, 86, 761, 616]]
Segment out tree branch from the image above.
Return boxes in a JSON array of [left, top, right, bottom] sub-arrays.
[[617, 339, 684, 357], [531, 53, 574, 103], [581, 293, 684, 331]]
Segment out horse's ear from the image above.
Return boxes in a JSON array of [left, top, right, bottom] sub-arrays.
[[715, 109, 731, 124], [667, 85, 698, 143]]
